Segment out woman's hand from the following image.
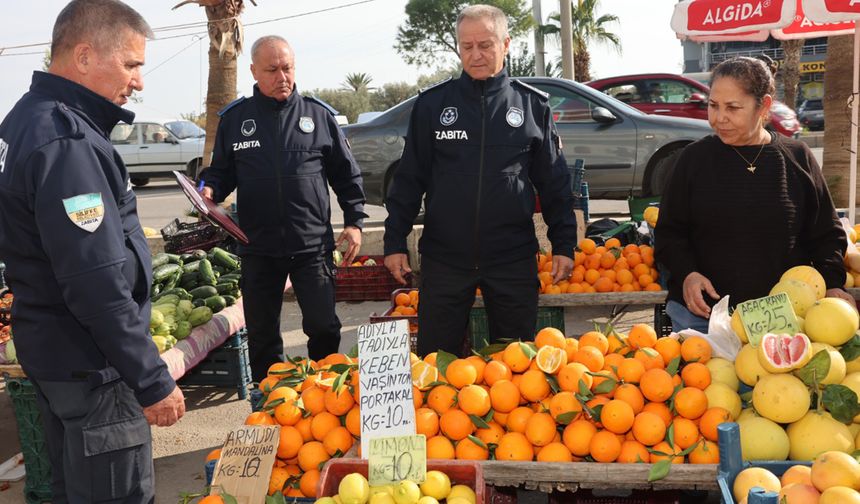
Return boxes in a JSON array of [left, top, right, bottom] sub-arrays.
[[683, 272, 720, 318], [825, 288, 858, 311]]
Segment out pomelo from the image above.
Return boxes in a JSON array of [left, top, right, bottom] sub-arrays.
[[731, 310, 749, 343], [781, 265, 826, 300], [737, 415, 790, 461], [735, 344, 770, 387], [787, 411, 855, 461], [770, 279, 818, 317], [706, 357, 740, 391], [804, 298, 860, 347], [733, 467, 781, 502], [756, 333, 811, 374], [811, 451, 860, 491], [752, 374, 810, 424]]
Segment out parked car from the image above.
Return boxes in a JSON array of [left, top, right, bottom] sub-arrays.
[[586, 73, 802, 138], [342, 77, 712, 206], [798, 99, 824, 131], [110, 118, 205, 187]]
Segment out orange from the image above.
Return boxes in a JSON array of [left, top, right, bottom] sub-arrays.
[[465, 355, 487, 384], [295, 416, 314, 442], [274, 401, 302, 426], [198, 497, 225, 504], [458, 385, 491, 416], [680, 362, 712, 390], [245, 411, 276, 426], [605, 237, 622, 249], [519, 369, 551, 402], [614, 383, 645, 414], [617, 440, 651, 464], [584, 268, 601, 285], [424, 352, 438, 366], [535, 327, 566, 349], [395, 292, 411, 306], [699, 407, 732, 443], [427, 385, 458, 415], [590, 370, 617, 393], [574, 346, 605, 373], [654, 337, 682, 365], [593, 277, 614, 293], [455, 436, 489, 460], [324, 387, 355, 416], [674, 387, 708, 420], [616, 269, 635, 286], [267, 361, 295, 379], [600, 400, 635, 434], [549, 391, 583, 423], [579, 238, 597, 255], [495, 432, 535, 461], [310, 411, 340, 442], [589, 430, 622, 463], [535, 345, 568, 374], [688, 440, 720, 464], [322, 426, 354, 456], [415, 407, 440, 438], [603, 352, 625, 372], [780, 465, 813, 487], [301, 386, 326, 416], [631, 411, 666, 446], [627, 324, 657, 350], [644, 283, 662, 291], [671, 417, 700, 450], [681, 336, 712, 363], [483, 360, 513, 386], [506, 406, 536, 434], [268, 466, 290, 496], [284, 486, 305, 498], [536, 442, 574, 462], [638, 274, 654, 288], [205, 448, 221, 462], [276, 426, 303, 459], [639, 369, 674, 402], [475, 421, 505, 445], [297, 441, 330, 472], [503, 342, 534, 373], [258, 376, 279, 393], [439, 409, 475, 441], [426, 435, 455, 459], [489, 380, 522, 413], [617, 358, 646, 384], [558, 362, 593, 392], [525, 412, 557, 447], [563, 419, 598, 457], [579, 331, 609, 354], [651, 441, 684, 464], [412, 385, 422, 410], [493, 411, 509, 428], [345, 406, 361, 437], [299, 469, 320, 498], [445, 359, 478, 388], [634, 348, 665, 371]]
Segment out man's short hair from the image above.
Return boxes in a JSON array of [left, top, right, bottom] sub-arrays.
[[251, 35, 292, 62], [51, 0, 152, 57], [457, 4, 510, 43]]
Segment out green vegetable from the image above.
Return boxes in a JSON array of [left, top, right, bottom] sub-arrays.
[[204, 295, 227, 313], [151, 253, 170, 269], [153, 263, 181, 283], [174, 321, 192, 340], [198, 259, 216, 286], [211, 247, 240, 271], [223, 295, 237, 307], [189, 285, 218, 299], [189, 306, 213, 327], [165, 253, 183, 265]]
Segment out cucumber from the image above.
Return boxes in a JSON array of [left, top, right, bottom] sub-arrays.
[[223, 295, 237, 307], [153, 263, 181, 283], [204, 295, 227, 313], [189, 285, 218, 299], [151, 283, 162, 299], [182, 260, 201, 272], [198, 259, 216, 286], [193, 298, 206, 308], [180, 272, 198, 287], [211, 247, 240, 271], [212, 265, 225, 276], [215, 282, 237, 295], [179, 253, 195, 263], [219, 273, 242, 283], [189, 306, 213, 326], [166, 253, 183, 265], [151, 253, 170, 269], [155, 288, 193, 302]]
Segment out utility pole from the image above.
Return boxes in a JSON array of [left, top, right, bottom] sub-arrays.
[[533, 0, 545, 76], [560, 0, 574, 80]]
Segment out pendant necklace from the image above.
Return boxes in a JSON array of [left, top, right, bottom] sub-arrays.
[[730, 134, 768, 173]]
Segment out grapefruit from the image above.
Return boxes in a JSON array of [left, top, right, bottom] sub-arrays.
[[820, 486, 860, 504], [737, 415, 791, 461], [770, 278, 819, 317], [735, 344, 770, 387], [752, 374, 810, 424], [731, 310, 749, 343], [787, 411, 855, 461], [756, 333, 812, 374], [733, 467, 782, 502], [781, 266, 826, 300], [840, 373, 860, 422], [803, 343, 847, 386], [804, 298, 860, 347], [706, 357, 740, 391], [778, 483, 820, 504], [811, 451, 860, 491], [704, 383, 742, 420]]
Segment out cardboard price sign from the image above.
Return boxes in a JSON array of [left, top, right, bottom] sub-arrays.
[[211, 425, 280, 504], [737, 292, 800, 347], [368, 435, 427, 486], [357, 319, 416, 456]]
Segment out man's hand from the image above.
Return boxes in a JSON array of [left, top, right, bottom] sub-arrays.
[[384, 254, 412, 286], [142, 385, 185, 427], [682, 272, 720, 318], [335, 226, 362, 265], [551, 255, 574, 284], [200, 187, 213, 200], [826, 288, 858, 311]]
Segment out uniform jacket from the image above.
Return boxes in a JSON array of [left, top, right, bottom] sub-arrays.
[[201, 85, 367, 257], [384, 68, 577, 268], [0, 72, 174, 407]]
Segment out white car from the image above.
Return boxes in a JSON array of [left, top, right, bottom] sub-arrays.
[[110, 119, 206, 187]]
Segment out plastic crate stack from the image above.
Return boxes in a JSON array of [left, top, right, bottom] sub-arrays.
[[160, 218, 230, 254], [178, 329, 251, 399], [335, 255, 408, 302], [3, 376, 52, 504], [468, 306, 565, 353]]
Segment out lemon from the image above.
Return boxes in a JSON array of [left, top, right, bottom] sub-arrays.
[[446, 485, 476, 504], [315, 498, 337, 504], [419, 470, 451, 500], [448, 499, 473, 504], [369, 485, 394, 497], [393, 480, 421, 504], [338, 473, 370, 504], [416, 498, 439, 504], [369, 493, 395, 504]]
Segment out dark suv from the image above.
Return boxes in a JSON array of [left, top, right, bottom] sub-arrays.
[[798, 99, 824, 131]]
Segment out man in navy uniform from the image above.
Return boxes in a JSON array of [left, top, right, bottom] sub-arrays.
[[0, 1, 184, 502], [384, 4, 577, 356], [201, 36, 367, 380]]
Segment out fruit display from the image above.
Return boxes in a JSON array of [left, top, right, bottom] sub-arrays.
[[372, 289, 419, 336], [537, 238, 661, 294], [0, 291, 15, 364], [842, 223, 860, 288], [315, 470, 478, 504], [643, 206, 659, 229], [731, 450, 860, 503], [148, 247, 242, 353]]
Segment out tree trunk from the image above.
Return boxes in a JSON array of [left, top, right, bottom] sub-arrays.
[[203, 43, 236, 169], [780, 39, 802, 110], [574, 48, 591, 82], [822, 35, 856, 208]]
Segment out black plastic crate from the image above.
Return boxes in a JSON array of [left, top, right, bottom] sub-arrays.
[[160, 218, 229, 254], [179, 330, 251, 399], [653, 303, 673, 338], [3, 376, 52, 504], [469, 306, 565, 352]]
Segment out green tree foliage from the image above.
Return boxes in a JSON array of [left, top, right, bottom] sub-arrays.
[[312, 89, 371, 124], [341, 72, 375, 93], [395, 0, 533, 67], [370, 82, 419, 111], [541, 0, 620, 81]]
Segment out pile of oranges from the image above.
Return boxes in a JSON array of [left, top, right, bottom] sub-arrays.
[[538, 238, 661, 294], [391, 289, 419, 316]]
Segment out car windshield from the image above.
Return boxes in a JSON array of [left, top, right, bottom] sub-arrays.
[[804, 100, 822, 110], [165, 120, 205, 139], [570, 81, 645, 116]]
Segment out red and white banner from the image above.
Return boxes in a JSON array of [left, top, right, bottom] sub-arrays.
[[672, 0, 796, 35], [775, 1, 856, 39], [803, 0, 860, 22]]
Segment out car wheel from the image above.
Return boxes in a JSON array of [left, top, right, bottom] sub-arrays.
[[186, 158, 201, 179], [130, 178, 150, 187], [648, 148, 683, 197]]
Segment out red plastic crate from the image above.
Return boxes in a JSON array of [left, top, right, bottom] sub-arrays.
[[335, 255, 410, 302], [317, 459, 484, 503]]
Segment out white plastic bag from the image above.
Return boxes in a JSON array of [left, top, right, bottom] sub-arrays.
[[675, 295, 741, 361]]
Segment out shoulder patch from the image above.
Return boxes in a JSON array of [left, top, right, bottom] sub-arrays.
[[217, 96, 247, 117], [512, 80, 549, 100], [419, 77, 453, 95], [304, 96, 339, 116]]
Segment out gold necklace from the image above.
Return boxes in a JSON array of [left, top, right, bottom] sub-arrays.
[[731, 143, 766, 173]]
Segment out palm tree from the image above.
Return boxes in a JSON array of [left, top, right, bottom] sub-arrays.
[[174, 0, 249, 174], [822, 34, 855, 208], [780, 39, 803, 110], [341, 72, 374, 93], [541, 0, 621, 81]]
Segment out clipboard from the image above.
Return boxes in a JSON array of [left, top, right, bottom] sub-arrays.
[[173, 171, 249, 245]]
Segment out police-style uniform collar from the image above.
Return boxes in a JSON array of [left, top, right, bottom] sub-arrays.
[[253, 83, 300, 110], [29, 71, 135, 136], [456, 66, 510, 98]]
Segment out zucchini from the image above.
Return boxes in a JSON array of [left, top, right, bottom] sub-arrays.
[[192, 298, 206, 308], [166, 253, 183, 265], [151, 253, 170, 269], [219, 273, 242, 283], [191, 250, 207, 260], [180, 272, 198, 286], [179, 253, 195, 263], [198, 259, 216, 286], [204, 295, 227, 313], [211, 247, 240, 271], [155, 288, 193, 302], [215, 282, 236, 295], [182, 260, 201, 272], [212, 265, 225, 275], [223, 295, 237, 307], [189, 285, 218, 299], [153, 263, 181, 283], [151, 283, 162, 299]]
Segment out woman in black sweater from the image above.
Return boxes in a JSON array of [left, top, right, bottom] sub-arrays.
[[654, 56, 850, 332]]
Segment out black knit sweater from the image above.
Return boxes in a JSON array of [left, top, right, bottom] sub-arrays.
[[654, 133, 847, 308]]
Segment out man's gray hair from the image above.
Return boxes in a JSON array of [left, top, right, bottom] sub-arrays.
[[456, 4, 510, 43], [251, 36, 292, 62], [51, 0, 152, 57]]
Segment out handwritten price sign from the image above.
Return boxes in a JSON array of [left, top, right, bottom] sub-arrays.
[[211, 425, 280, 503], [737, 292, 800, 347], [368, 435, 427, 486]]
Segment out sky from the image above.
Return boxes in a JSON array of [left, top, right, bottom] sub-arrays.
[[0, 0, 684, 121]]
